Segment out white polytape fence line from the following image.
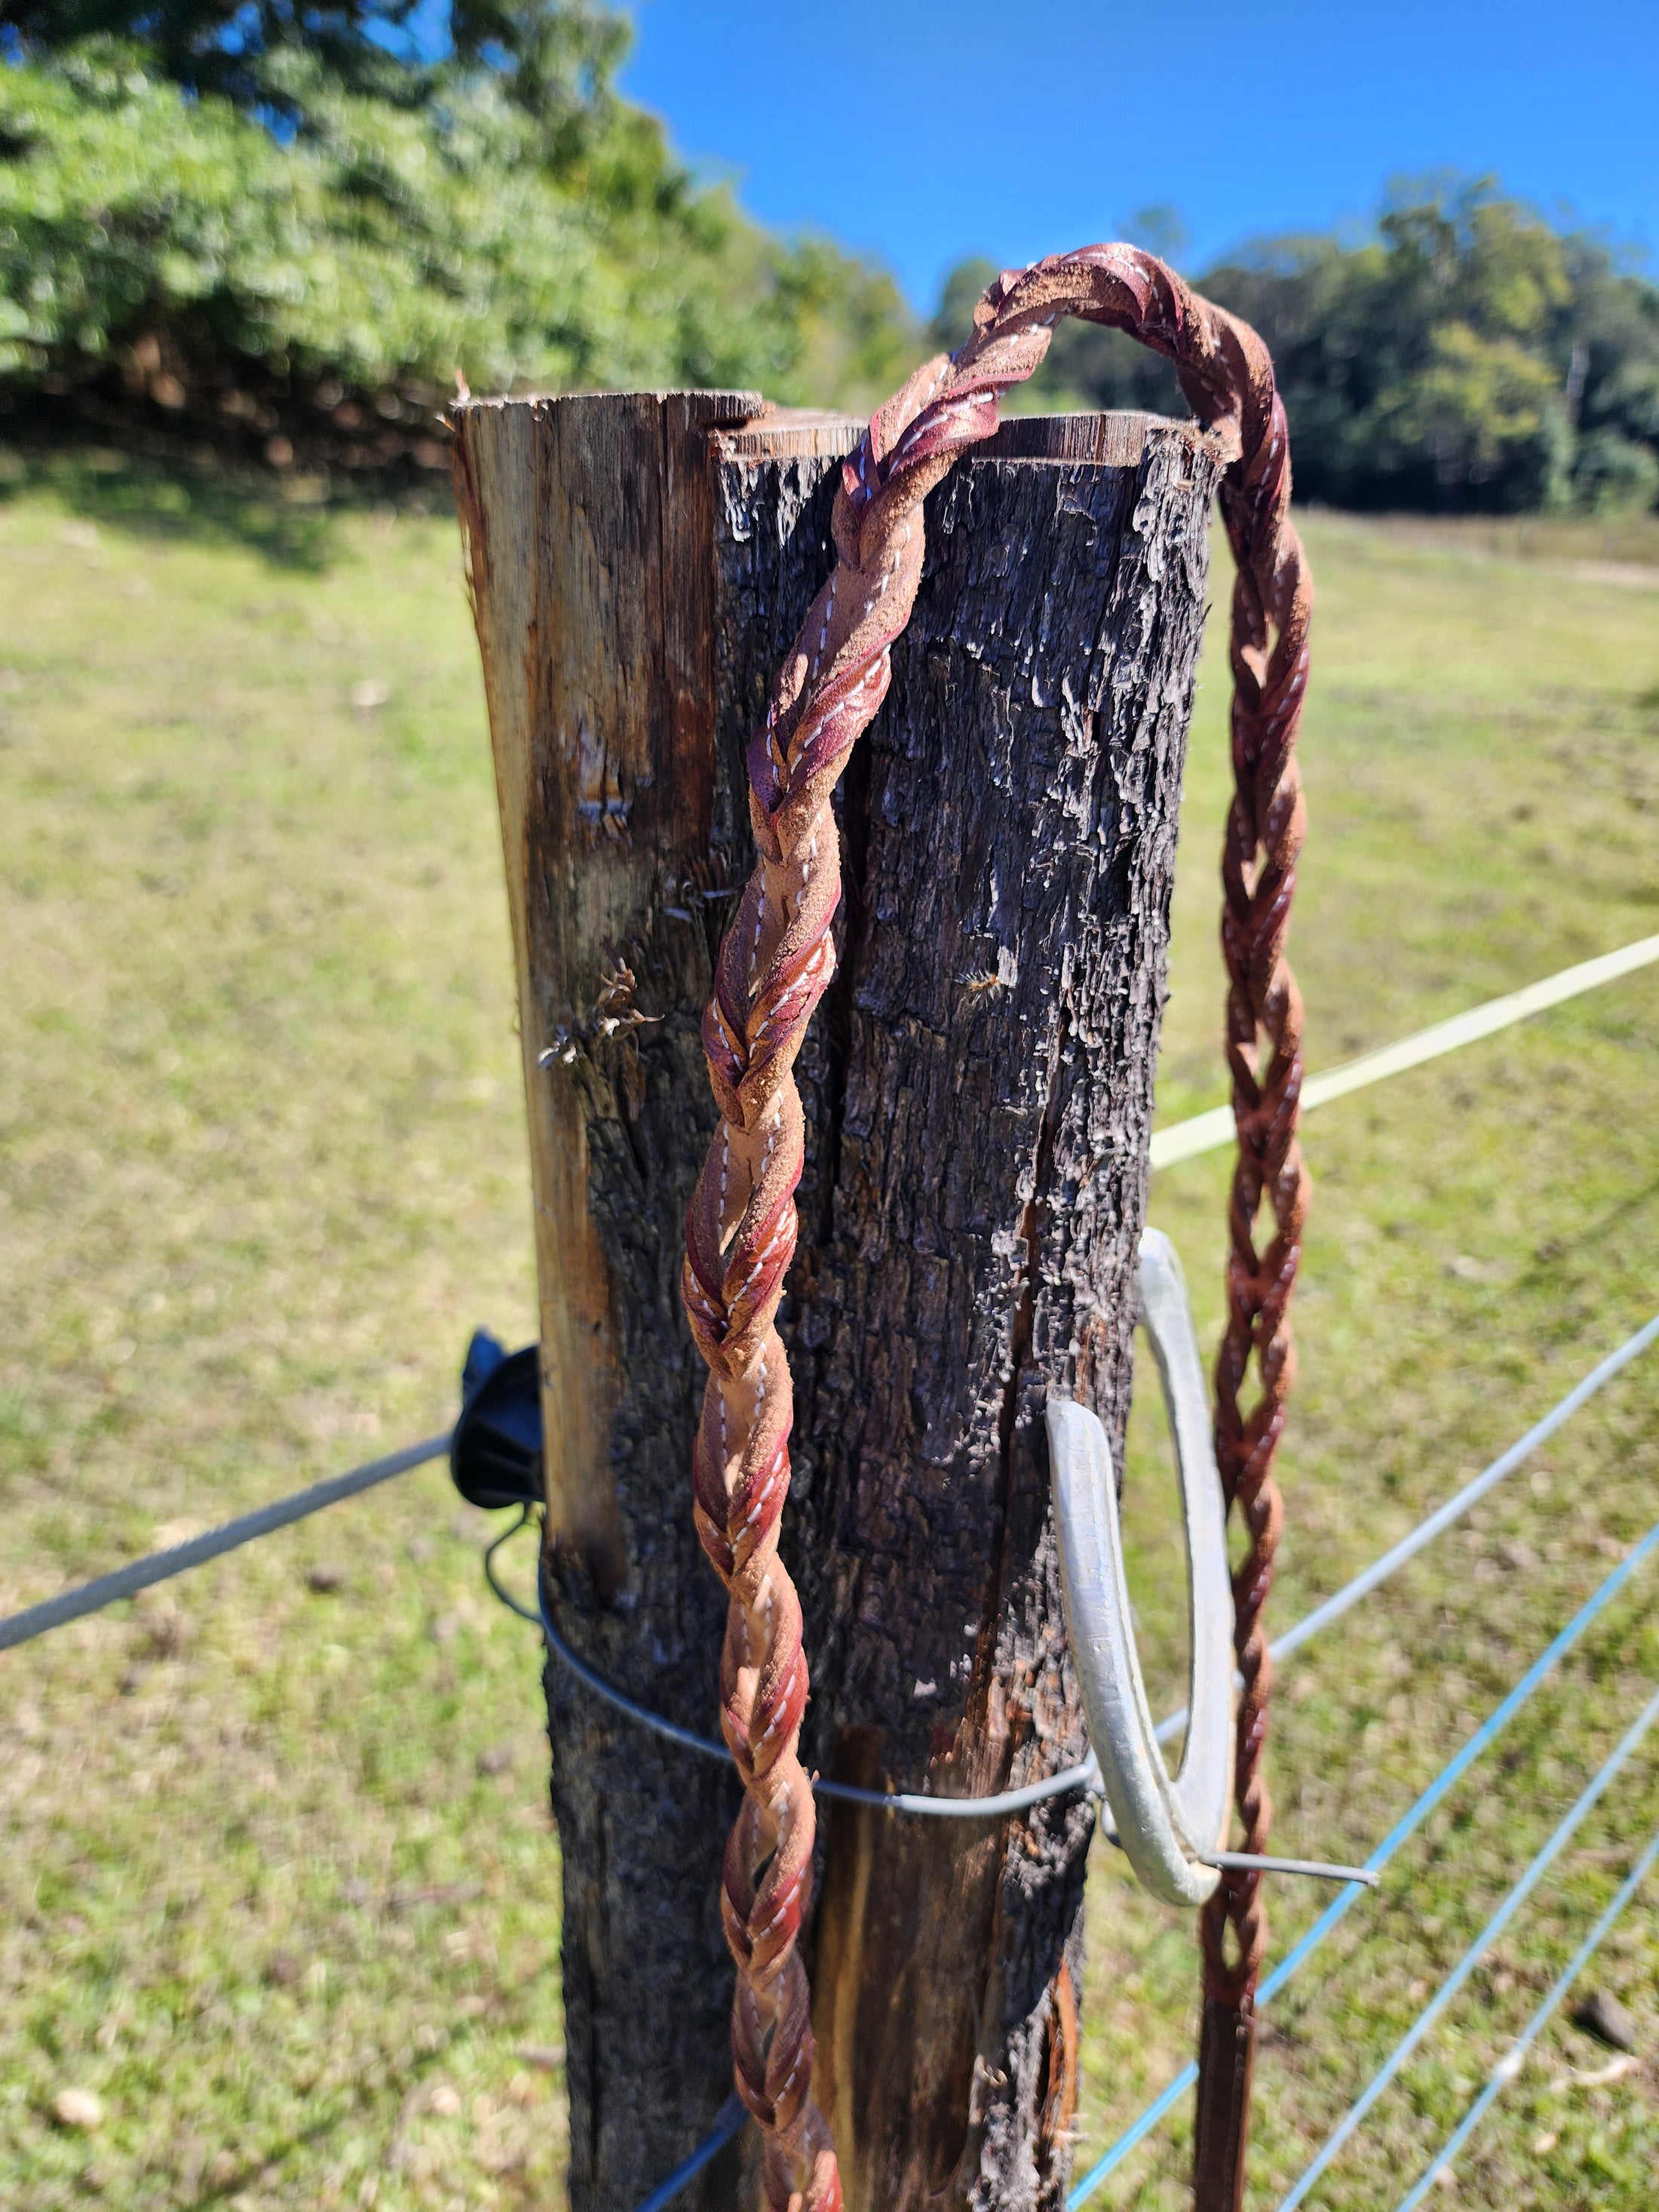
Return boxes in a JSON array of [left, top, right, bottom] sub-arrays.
[[10, 931, 1656, 1655], [1150, 931, 1659, 1169], [1, 931, 1654, 2204]]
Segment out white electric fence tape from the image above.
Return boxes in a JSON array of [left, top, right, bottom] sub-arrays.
[[2, 934, 1656, 2212], [1150, 931, 1659, 1170]]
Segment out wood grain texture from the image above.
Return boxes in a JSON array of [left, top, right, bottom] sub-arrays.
[[454, 388, 765, 2210], [713, 416, 1220, 2211], [454, 394, 1218, 2210]]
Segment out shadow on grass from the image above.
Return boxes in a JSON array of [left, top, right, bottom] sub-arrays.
[[0, 441, 449, 570], [1519, 1173, 1659, 1290]]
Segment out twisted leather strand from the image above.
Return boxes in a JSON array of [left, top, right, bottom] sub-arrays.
[[681, 243, 1311, 2210]]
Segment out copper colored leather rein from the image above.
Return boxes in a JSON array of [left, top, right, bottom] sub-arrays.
[[679, 243, 1311, 2212]]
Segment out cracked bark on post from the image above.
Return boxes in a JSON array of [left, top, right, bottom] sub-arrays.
[[452, 394, 1219, 2212]]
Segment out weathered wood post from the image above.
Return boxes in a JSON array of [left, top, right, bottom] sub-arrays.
[[452, 392, 1220, 2210]]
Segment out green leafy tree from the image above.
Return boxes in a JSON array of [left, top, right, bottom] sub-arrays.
[[1200, 179, 1580, 508], [932, 179, 1659, 513], [1560, 230, 1659, 511], [0, 4, 921, 476], [0, 0, 626, 127]]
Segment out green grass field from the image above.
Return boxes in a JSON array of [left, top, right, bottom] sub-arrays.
[[1, 471, 1655, 2212]]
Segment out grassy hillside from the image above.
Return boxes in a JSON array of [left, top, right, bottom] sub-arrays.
[[1, 482, 1655, 2210]]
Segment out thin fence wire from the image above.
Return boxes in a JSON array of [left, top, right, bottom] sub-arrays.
[[6, 927, 1653, 1664], [1154, 1313, 1659, 1747], [1274, 1677, 1659, 2212], [1149, 931, 1659, 1169], [1390, 1820, 1659, 2212], [5, 1318, 1652, 2195], [633, 2094, 748, 2212], [0, 1435, 453, 1652], [3, 1338, 1653, 2210], [8, 1310, 1651, 1680], [517, 1514, 1109, 1820], [501, 1511, 1366, 1867], [1269, 1317, 1659, 1669], [1066, 1514, 1659, 2208], [0, 934, 1654, 2207]]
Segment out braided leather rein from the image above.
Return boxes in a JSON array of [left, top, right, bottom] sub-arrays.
[[680, 243, 1311, 2211]]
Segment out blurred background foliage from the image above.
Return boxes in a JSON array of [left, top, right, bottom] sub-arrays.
[[0, 0, 920, 479], [937, 183, 1659, 515], [0, 0, 1654, 510]]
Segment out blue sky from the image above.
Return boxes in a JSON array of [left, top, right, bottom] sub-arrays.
[[617, 1, 1658, 311]]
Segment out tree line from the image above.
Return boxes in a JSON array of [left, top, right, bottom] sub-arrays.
[[0, 0, 916, 479], [2, 0, 1655, 511], [936, 184, 1659, 515]]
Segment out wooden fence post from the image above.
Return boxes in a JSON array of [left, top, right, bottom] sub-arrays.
[[452, 393, 1220, 2210]]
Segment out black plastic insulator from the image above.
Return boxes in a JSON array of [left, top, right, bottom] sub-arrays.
[[450, 1330, 544, 1510]]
